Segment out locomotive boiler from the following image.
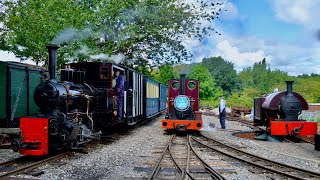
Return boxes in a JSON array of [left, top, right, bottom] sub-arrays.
[[12, 44, 100, 156], [254, 81, 317, 136], [162, 74, 202, 131]]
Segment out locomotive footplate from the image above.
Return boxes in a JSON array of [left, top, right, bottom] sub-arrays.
[[270, 121, 318, 136], [161, 119, 203, 131]]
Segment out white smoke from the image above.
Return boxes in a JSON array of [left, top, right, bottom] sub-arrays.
[[75, 45, 90, 56], [90, 53, 109, 61], [89, 53, 126, 63], [51, 28, 94, 45], [109, 53, 126, 64]]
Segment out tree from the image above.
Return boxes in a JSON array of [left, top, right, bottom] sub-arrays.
[[295, 77, 320, 103], [202, 56, 242, 96], [0, 0, 225, 68], [250, 59, 289, 94], [0, 0, 95, 66], [227, 87, 261, 107], [187, 64, 222, 101], [151, 63, 179, 84]]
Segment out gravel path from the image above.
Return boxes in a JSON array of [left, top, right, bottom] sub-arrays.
[[15, 116, 170, 179], [3, 114, 320, 179], [201, 115, 320, 174], [0, 149, 21, 162]]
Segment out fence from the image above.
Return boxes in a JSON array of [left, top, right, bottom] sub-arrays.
[[299, 111, 320, 122]]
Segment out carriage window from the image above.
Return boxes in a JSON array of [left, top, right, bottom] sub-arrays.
[[188, 81, 196, 90], [100, 66, 109, 79], [172, 81, 179, 90]]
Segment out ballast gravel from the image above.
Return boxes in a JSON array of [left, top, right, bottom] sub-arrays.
[[5, 114, 320, 180], [16, 116, 171, 180], [0, 149, 21, 162], [201, 115, 320, 173]]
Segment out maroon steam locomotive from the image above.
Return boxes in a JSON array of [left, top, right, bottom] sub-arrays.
[[254, 81, 317, 136], [161, 74, 202, 131]]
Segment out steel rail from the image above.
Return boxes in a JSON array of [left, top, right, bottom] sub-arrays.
[[194, 134, 320, 179], [0, 152, 70, 177], [0, 156, 27, 167], [168, 142, 194, 180], [186, 138, 195, 180], [187, 135, 226, 180], [148, 135, 176, 180]]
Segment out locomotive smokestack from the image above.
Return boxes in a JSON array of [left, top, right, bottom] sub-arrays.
[[285, 81, 294, 95], [46, 44, 60, 80], [180, 74, 186, 95]]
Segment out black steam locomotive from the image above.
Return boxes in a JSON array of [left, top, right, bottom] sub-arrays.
[[12, 44, 166, 156]]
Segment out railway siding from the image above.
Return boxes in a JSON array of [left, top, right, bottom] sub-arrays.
[[1, 115, 319, 179]]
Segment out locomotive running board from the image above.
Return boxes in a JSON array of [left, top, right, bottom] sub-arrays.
[[270, 121, 317, 136]]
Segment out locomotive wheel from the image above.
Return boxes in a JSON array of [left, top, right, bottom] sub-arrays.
[[119, 121, 128, 135]]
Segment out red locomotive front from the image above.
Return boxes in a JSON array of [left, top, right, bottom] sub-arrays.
[[162, 74, 202, 131]]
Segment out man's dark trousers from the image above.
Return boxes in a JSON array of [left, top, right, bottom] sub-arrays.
[[219, 108, 226, 129]]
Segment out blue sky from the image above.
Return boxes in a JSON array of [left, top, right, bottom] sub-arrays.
[[224, 0, 301, 42], [1, 0, 319, 75], [186, 0, 320, 75]]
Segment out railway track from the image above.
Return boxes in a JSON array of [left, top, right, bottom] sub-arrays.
[[148, 134, 226, 180], [192, 134, 320, 180], [0, 151, 71, 178]]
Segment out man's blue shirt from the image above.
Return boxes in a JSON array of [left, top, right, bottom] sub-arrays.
[[115, 75, 124, 96]]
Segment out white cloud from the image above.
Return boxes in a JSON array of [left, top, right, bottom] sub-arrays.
[[215, 40, 272, 68], [270, 0, 320, 30], [0, 50, 37, 65], [184, 29, 320, 76], [0, 50, 20, 61], [221, 2, 246, 20]]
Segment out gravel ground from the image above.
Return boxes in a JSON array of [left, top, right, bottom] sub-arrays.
[[0, 149, 21, 162], [201, 115, 320, 174], [14, 116, 170, 180], [3, 114, 320, 179]]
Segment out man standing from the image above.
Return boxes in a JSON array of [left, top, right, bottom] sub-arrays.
[[115, 70, 124, 121], [219, 96, 226, 129]]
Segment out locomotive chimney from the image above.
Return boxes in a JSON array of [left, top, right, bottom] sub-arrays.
[[46, 44, 60, 80], [285, 80, 294, 95], [180, 74, 186, 95]]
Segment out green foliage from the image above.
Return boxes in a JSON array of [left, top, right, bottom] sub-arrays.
[[199, 99, 219, 108], [151, 63, 179, 84], [226, 87, 261, 107], [0, 0, 224, 68], [294, 77, 320, 103], [239, 59, 290, 94], [0, 0, 94, 66], [187, 64, 223, 101], [202, 56, 242, 97]]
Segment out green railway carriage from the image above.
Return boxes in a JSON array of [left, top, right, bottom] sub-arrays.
[[0, 61, 46, 131]]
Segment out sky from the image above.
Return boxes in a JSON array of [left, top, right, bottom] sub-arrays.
[[0, 0, 320, 75], [185, 0, 320, 75]]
